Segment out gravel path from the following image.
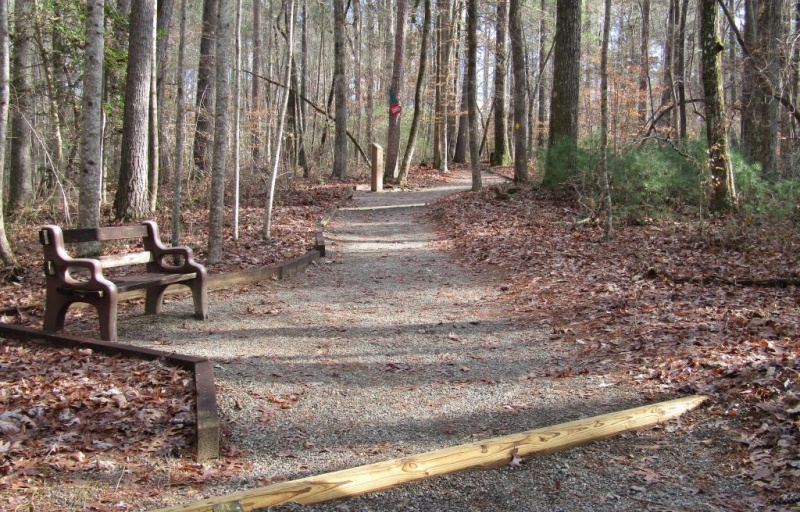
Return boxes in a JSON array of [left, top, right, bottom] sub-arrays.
[[122, 173, 753, 511]]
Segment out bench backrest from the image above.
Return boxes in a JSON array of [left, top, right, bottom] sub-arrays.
[[40, 223, 161, 270]]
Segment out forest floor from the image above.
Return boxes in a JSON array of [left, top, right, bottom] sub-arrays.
[[1, 164, 799, 511]]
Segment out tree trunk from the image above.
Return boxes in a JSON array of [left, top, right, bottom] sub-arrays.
[[172, 0, 189, 246], [637, 0, 650, 126], [156, 0, 175, 184], [251, 0, 262, 166], [332, 0, 348, 178], [509, 0, 528, 183], [676, 0, 688, 140], [193, 0, 218, 176], [398, 0, 432, 185], [600, 0, 613, 239], [78, 0, 105, 255], [492, 0, 511, 166], [9, 0, 34, 212], [148, 6, 159, 213], [264, 0, 296, 240], [384, 0, 408, 182], [453, 55, 469, 163], [700, 0, 735, 212], [433, 0, 453, 171], [536, 0, 549, 148], [467, 0, 481, 191], [114, 0, 154, 221], [0, 0, 17, 267], [660, 0, 676, 134], [207, 0, 233, 263], [545, 0, 582, 184]]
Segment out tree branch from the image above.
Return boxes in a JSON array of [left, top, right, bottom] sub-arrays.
[[242, 69, 370, 164]]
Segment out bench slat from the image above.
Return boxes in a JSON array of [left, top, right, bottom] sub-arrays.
[[61, 225, 149, 244], [112, 272, 197, 293], [98, 252, 153, 268]]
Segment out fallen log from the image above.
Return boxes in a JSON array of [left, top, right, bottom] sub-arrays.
[[153, 395, 708, 512]]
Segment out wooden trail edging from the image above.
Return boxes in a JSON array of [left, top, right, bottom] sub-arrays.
[[152, 395, 708, 512]]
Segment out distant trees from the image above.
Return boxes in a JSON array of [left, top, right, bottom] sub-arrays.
[[0, 0, 798, 268]]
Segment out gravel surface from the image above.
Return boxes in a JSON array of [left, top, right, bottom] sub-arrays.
[[119, 173, 755, 511]]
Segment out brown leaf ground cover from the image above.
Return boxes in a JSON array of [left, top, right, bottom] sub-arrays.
[[430, 166, 800, 503], [1, 165, 798, 509]]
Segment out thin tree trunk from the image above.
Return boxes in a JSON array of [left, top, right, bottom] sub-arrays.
[[172, 0, 189, 245], [193, 0, 218, 176], [467, 0, 481, 191], [264, 0, 296, 239], [536, 0, 549, 148], [398, 0, 432, 185], [492, 0, 511, 166], [156, 0, 174, 184], [234, 0, 242, 241], [9, 0, 34, 211], [384, 0, 408, 182], [600, 0, 613, 239], [207, 0, 233, 263], [79, 0, 105, 256], [509, 0, 528, 183], [332, 0, 348, 178], [148, 6, 159, 213], [251, 0, 262, 166], [637, 0, 650, 126], [0, 0, 17, 266], [700, 0, 735, 212]]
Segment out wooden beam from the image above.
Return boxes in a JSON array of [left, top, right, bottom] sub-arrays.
[[152, 395, 708, 512]]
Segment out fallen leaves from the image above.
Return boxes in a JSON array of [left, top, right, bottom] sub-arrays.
[[430, 181, 800, 502]]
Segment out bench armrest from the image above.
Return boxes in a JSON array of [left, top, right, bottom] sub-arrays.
[[40, 225, 116, 291], [141, 221, 207, 276]]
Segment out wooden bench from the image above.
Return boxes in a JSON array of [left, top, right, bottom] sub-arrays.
[[39, 221, 208, 341]]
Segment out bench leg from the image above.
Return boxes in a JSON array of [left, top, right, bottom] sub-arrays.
[[191, 279, 209, 320], [97, 300, 118, 342], [144, 285, 168, 316], [43, 296, 70, 334]]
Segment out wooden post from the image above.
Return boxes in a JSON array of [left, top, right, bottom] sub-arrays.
[[371, 143, 383, 192], [152, 395, 708, 512]]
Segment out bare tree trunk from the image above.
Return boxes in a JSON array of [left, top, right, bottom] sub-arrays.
[[398, 0, 432, 185], [251, 0, 263, 166], [114, 0, 154, 221], [0, 0, 17, 266], [193, 0, 218, 176], [332, 0, 348, 178], [637, 0, 650, 126], [207, 0, 233, 263], [600, 0, 613, 239], [156, 0, 175, 184], [9, 0, 34, 211], [467, 0, 481, 191], [264, 0, 296, 239], [492, 0, 511, 166], [148, 6, 159, 213], [172, 0, 189, 245], [384, 0, 408, 182], [434, 0, 453, 171], [509, 0, 528, 183], [676, 0, 688, 140], [453, 57, 469, 163], [79, 0, 105, 255], [545, 0, 582, 183], [536, 0, 549, 148], [700, 0, 735, 212]]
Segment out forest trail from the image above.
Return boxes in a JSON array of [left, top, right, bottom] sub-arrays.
[[119, 170, 750, 511]]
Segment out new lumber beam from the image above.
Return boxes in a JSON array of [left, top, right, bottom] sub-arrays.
[[153, 395, 708, 512]]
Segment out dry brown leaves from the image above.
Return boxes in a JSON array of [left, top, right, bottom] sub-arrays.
[[430, 181, 800, 502]]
